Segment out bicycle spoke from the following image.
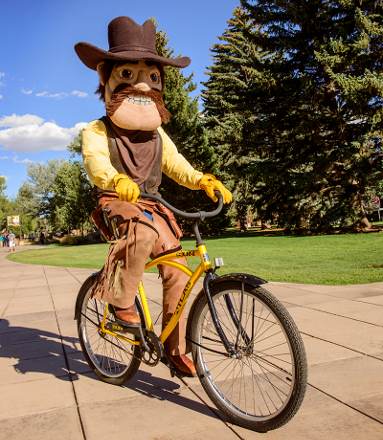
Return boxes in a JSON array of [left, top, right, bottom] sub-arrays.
[[80, 290, 138, 378]]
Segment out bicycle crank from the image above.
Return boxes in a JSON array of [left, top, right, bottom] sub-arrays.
[[140, 331, 164, 366]]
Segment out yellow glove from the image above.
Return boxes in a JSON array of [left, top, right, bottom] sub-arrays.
[[113, 173, 140, 203], [199, 174, 233, 204]]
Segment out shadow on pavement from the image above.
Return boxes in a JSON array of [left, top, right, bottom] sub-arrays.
[[0, 319, 218, 420], [122, 369, 218, 419], [0, 318, 79, 381]]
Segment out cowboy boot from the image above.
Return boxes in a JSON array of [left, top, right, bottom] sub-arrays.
[[162, 314, 196, 377], [114, 304, 140, 326], [166, 351, 196, 377]]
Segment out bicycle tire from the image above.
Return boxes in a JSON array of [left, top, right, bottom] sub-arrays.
[[190, 279, 307, 432], [76, 273, 141, 385]]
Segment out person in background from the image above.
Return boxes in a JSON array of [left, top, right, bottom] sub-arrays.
[[39, 231, 46, 245], [3, 231, 9, 248], [8, 232, 16, 252]]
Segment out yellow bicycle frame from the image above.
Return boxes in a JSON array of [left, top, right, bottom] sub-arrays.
[[100, 244, 212, 346]]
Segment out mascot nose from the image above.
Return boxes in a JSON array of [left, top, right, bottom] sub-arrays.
[[134, 82, 151, 92], [134, 70, 151, 91]]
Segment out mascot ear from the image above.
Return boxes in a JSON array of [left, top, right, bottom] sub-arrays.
[[96, 62, 106, 86]]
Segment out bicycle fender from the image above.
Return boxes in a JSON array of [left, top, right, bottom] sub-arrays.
[[186, 273, 267, 346], [74, 272, 100, 320], [209, 273, 267, 288]]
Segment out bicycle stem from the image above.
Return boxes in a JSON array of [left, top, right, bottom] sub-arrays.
[[193, 220, 203, 246]]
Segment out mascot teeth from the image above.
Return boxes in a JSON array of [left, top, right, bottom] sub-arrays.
[[127, 95, 153, 105]]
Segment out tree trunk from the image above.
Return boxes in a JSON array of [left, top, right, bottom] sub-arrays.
[[360, 216, 372, 229]]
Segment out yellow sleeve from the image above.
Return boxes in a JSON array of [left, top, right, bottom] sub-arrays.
[[81, 119, 119, 190], [159, 127, 203, 190]]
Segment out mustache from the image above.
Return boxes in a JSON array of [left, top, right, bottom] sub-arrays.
[[106, 84, 171, 124]]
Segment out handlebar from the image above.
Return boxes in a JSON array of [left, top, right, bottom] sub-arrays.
[[140, 191, 224, 221]]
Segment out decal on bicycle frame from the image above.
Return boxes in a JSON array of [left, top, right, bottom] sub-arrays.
[[176, 250, 195, 257], [175, 280, 193, 314]]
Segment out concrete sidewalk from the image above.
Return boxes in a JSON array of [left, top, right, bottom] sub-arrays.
[[0, 247, 383, 439]]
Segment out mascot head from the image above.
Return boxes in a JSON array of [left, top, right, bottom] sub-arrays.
[[75, 16, 190, 131]]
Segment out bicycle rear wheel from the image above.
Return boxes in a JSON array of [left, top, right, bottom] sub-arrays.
[[190, 279, 307, 432], [76, 274, 141, 385]]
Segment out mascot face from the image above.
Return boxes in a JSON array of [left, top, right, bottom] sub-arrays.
[[98, 60, 166, 131]]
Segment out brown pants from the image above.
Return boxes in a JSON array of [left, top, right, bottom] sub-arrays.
[[94, 200, 189, 355]]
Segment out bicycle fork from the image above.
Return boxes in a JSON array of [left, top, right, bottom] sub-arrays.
[[203, 272, 255, 357], [203, 271, 238, 357]]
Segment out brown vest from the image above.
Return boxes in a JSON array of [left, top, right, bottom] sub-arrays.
[[101, 116, 163, 195]]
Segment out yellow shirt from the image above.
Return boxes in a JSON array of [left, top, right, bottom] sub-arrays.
[[82, 119, 203, 191]]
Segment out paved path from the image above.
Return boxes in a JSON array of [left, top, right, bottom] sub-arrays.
[[0, 247, 383, 439]]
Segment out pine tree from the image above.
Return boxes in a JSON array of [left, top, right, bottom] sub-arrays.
[[155, 27, 227, 233], [202, 7, 266, 229], [204, 1, 383, 232]]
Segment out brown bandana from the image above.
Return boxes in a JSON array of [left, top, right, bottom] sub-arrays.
[[103, 117, 163, 193], [106, 84, 171, 124]]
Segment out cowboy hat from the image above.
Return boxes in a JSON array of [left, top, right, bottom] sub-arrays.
[[75, 16, 190, 70]]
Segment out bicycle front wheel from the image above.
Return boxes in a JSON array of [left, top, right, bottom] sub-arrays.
[[76, 273, 141, 385], [190, 279, 307, 432]]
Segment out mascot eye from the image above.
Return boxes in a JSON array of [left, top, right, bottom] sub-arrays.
[[120, 69, 133, 80], [150, 73, 160, 83]]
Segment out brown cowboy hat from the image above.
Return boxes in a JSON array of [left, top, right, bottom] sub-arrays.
[[75, 16, 190, 70]]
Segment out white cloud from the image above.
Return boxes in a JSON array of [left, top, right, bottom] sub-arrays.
[[35, 90, 67, 99], [12, 156, 35, 165], [0, 114, 44, 128], [0, 114, 87, 152], [22, 88, 89, 99], [0, 95, 3, 100], [0, 153, 35, 165], [71, 90, 88, 98]]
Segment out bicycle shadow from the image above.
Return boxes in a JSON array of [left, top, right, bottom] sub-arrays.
[[121, 370, 218, 419], [0, 319, 219, 420]]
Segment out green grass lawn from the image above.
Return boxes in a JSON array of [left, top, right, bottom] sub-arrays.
[[8, 232, 383, 285]]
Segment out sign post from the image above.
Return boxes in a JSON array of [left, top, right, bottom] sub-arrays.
[[7, 215, 20, 227]]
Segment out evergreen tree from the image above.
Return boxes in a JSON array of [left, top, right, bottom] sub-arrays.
[[203, 7, 265, 229], [204, 1, 383, 232], [155, 26, 227, 233]]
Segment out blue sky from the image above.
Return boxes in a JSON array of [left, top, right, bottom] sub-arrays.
[[0, 0, 239, 197]]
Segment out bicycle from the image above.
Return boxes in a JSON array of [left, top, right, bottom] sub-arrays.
[[74, 192, 307, 432]]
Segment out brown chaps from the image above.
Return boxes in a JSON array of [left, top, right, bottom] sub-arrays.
[[91, 199, 189, 355]]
